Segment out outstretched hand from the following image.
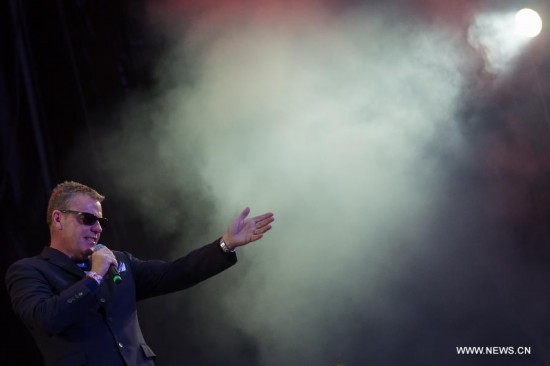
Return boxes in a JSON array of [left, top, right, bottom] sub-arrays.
[[223, 207, 275, 249]]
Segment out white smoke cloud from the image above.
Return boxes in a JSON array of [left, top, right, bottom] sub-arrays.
[[103, 2, 474, 364]]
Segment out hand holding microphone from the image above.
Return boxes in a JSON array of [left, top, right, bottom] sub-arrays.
[[91, 244, 122, 284]]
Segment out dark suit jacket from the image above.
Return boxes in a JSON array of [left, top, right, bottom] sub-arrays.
[[5, 239, 237, 366]]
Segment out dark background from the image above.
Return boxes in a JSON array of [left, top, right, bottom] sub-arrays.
[[1, 0, 159, 364], [3, 0, 550, 365]]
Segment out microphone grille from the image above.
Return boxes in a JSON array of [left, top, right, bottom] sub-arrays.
[[93, 243, 106, 252]]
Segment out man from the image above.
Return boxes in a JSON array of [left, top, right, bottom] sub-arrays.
[[5, 181, 274, 366]]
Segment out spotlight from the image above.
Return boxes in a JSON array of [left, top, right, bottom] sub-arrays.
[[515, 8, 542, 38], [468, 7, 543, 73]]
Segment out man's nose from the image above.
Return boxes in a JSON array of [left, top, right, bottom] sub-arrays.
[[91, 221, 103, 233]]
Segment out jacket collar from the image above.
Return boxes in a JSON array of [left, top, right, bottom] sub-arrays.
[[40, 246, 86, 277]]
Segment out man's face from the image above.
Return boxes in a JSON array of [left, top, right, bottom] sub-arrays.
[[52, 194, 104, 260]]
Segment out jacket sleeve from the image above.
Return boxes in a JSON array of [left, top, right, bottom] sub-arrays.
[[5, 259, 101, 336], [132, 238, 237, 301]]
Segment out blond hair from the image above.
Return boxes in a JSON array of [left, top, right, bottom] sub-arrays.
[[46, 181, 105, 225]]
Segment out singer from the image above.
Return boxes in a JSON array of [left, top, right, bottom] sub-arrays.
[[5, 181, 275, 365]]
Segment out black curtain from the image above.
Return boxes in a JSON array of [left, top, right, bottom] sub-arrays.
[[1, 1, 151, 364]]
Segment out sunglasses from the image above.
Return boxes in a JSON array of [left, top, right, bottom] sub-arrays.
[[60, 210, 108, 227]]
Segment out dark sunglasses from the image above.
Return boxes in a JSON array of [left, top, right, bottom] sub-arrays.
[[60, 210, 108, 227]]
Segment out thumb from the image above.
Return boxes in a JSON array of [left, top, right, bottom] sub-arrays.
[[239, 207, 251, 220]]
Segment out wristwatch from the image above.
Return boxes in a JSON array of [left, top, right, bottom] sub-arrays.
[[219, 238, 236, 253]]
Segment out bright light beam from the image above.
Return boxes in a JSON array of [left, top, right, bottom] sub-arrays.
[[515, 8, 543, 38], [468, 8, 542, 74]]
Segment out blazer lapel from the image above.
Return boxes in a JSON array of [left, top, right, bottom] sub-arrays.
[[40, 247, 86, 278]]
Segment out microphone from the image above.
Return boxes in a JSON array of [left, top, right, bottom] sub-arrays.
[[94, 244, 122, 284]]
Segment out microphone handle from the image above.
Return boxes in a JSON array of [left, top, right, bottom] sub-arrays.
[[108, 264, 122, 284]]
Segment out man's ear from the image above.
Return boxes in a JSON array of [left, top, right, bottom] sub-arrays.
[[52, 211, 63, 230]]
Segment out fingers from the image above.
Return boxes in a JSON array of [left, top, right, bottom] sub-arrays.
[[252, 224, 272, 236], [249, 227, 272, 243], [96, 247, 117, 265], [239, 208, 273, 224], [249, 212, 275, 243], [251, 212, 274, 223], [250, 214, 275, 232], [256, 215, 275, 227], [91, 247, 118, 275]]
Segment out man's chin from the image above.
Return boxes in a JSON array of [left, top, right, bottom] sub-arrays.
[[83, 247, 94, 257]]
